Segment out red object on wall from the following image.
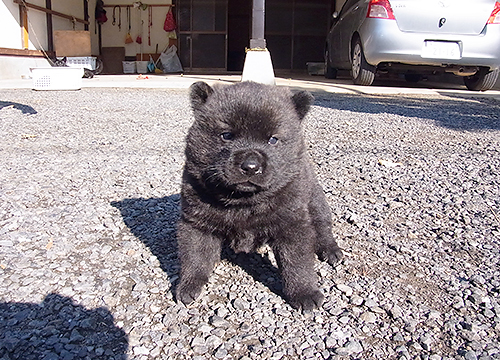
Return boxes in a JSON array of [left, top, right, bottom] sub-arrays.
[[163, 9, 176, 32]]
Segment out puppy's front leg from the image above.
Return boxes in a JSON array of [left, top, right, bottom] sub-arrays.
[[273, 228, 324, 311], [309, 184, 343, 266], [176, 220, 221, 305]]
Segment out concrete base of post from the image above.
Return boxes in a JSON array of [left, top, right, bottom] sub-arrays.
[[241, 49, 275, 85]]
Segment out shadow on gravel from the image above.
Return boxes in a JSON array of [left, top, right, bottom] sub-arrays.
[[313, 92, 500, 131], [112, 195, 285, 301], [0, 101, 37, 115], [111, 195, 182, 294], [0, 293, 128, 360], [222, 249, 284, 299]]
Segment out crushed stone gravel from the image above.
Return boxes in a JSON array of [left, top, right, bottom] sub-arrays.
[[0, 87, 499, 360]]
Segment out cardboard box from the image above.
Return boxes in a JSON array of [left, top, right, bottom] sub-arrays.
[[136, 53, 160, 62], [54, 31, 91, 57], [101, 47, 125, 74]]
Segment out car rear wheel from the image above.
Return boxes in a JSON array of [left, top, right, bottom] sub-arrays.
[[464, 68, 499, 91], [351, 38, 375, 86]]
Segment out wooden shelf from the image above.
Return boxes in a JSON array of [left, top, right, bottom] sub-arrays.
[[103, 4, 174, 7], [14, 0, 89, 25], [0, 47, 55, 58]]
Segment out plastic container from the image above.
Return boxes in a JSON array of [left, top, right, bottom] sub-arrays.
[[122, 61, 136, 74], [31, 67, 84, 90], [66, 56, 96, 70], [306, 62, 325, 76], [136, 60, 149, 73]]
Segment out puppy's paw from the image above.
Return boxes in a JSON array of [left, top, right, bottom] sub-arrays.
[[176, 278, 206, 305], [289, 289, 324, 312], [318, 245, 343, 267]]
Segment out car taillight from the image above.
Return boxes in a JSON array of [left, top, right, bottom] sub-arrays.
[[487, 1, 500, 24], [367, 0, 396, 19]]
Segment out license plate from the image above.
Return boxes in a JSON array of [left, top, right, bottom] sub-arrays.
[[421, 41, 461, 60]]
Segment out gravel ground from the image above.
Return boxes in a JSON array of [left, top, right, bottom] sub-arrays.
[[0, 87, 499, 360]]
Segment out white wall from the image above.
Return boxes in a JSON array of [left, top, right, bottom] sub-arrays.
[[98, 0, 174, 57], [1, 0, 88, 79], [0, 0, 174, 78], [0, 0, 86, 51], [1, 0, 23, 49], [0, 0, 173, 56]]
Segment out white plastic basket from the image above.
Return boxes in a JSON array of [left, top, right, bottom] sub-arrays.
[[306, 62, 325, 76], [122, 61, 136, 74], [66, 56, 96, 70], [136, 60, 149, 74], [31, 67, 84, 91]]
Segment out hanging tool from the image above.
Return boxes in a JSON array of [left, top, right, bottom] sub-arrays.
[[136, 8, 143, 49], [136, 19, 143, 44], [125, 6, 133, 43], [112, 6, 121, 30], [118, 6, 122, 31], [148, 5, 153, 46]]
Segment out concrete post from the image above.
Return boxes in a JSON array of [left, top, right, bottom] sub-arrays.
[[250, 0, 265, 49], [242, 0, 275, 85]]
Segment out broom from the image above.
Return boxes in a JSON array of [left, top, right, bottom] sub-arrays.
[[148, 54, 163, 74]]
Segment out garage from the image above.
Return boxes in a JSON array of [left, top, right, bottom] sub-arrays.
[[176, 0, 336, 72], [0, 0, 339, 78]]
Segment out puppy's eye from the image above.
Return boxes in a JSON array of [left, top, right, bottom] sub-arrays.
[[221, 132, 234, 141], [268, 136, 279, 145]]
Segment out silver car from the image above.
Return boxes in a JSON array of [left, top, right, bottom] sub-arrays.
[[325, 0, 500, 90]]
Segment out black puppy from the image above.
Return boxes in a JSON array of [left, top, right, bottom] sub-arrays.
[[176, 81, 343, 311]]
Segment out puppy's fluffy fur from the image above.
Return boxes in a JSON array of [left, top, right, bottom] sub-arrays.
[[176, 81, 342, 311]]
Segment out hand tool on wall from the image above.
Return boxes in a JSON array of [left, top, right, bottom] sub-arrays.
[[148, 5, 153, 46], [125, 6, 133, 43], [112, 5, 121, 31]]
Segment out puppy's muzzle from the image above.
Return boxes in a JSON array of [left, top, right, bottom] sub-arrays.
[[238, 151, 265, 176]]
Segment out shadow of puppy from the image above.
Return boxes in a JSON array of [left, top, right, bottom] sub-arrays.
[[222, 247, 283, 297], [111, 195, 181, 292]]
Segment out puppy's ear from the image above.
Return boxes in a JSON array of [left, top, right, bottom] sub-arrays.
[[291, 91, 314, 121], [190, 81, 214, 108]]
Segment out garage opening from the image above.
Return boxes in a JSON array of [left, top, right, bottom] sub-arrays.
[[267, 0, 335, 72], [176, 0, 336, 73], [228, 0, 251, 72]]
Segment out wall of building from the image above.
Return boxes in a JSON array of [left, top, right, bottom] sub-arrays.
[[1, 0, 25, 49], [0, 0, 88, 79], [0, 0, 173, 78], [1, 0, 87, 51], [99, 0, 174, 58]]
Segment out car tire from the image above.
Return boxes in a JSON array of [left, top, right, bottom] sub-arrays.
[[324, 49, 337, 79], [325, 64, 338, 79], [351, 38, 375, 86], [464, 68, 499, 91]]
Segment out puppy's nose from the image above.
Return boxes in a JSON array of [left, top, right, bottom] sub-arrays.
[[240, 157, 262, 176]]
